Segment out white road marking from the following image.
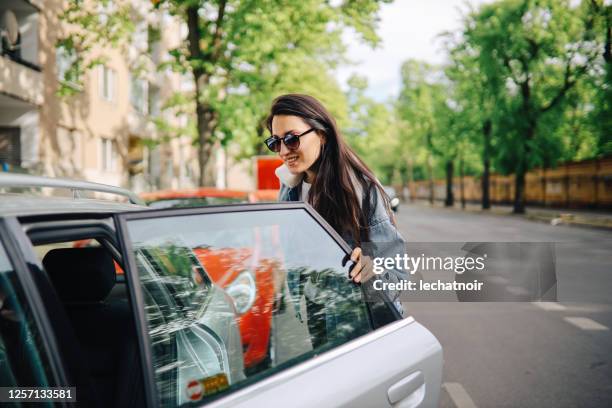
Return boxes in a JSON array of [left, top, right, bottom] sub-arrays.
[[444, 382, 478, 408], [532, 302, 566, 311], [564, 317, 609, 331]]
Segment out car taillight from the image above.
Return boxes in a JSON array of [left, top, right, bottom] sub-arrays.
[[226, 271, 256, 315]]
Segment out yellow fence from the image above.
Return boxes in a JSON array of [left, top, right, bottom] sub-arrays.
[[408, 157, 612, 209]]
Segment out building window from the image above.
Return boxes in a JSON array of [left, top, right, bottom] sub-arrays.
[[98, 65, 116, 103], [100, 138, 116, 172], [147, 25, 162, 63], [0, 127, 21, 169], [130, 76, 148, 115], [148, 84, 161, 117]]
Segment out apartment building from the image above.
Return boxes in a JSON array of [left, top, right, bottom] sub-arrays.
[[0, 0, 199, 192]]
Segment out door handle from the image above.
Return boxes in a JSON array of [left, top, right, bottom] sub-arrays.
[[387, 371, 425, 407]]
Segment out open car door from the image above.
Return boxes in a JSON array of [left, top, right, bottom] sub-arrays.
[[115, 203, 442, 408]]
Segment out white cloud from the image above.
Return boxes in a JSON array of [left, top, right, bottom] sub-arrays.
[[335, 0, 496, 102]]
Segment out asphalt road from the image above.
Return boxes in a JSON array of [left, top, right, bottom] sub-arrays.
[[396, 203, 612, 408]]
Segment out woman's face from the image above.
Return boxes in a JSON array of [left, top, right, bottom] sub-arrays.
[[271, 115, 324, 175]]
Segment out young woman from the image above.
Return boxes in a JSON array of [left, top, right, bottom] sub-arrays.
[[264, 93, 406, 312]]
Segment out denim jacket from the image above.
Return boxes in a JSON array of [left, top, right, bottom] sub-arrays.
[[275, 164, 407, 313]]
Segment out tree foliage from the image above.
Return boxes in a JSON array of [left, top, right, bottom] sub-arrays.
[[58, 0, 390, 185], [394, 0, 608, 212]]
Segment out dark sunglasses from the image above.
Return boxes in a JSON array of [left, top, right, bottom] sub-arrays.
[[264, 128, 316, 153]]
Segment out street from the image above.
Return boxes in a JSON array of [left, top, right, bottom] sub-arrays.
[[397, 204, 612, 408]]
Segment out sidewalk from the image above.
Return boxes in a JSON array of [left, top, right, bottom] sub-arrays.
[[408, 199, 612, 230]]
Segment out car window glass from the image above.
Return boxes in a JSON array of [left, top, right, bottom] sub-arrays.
[[124, 208, 372, 406], [0, 241, 53, 397]]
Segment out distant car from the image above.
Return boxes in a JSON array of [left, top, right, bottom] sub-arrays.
[[0, 173, 442, 407], [248, 189, 279, 203], [384, 186, 401, 212]]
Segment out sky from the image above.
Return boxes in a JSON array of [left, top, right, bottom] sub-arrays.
[[335, 0, 496, 102]]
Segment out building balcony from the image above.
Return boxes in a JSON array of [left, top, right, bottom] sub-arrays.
[[0, 93, 39, 170], [0, 54, 43, 105], [1, 0, 40, 67], [1, 0, 42, 105]]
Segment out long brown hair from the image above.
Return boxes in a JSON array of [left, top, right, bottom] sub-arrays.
[[266, 94, 392, 245]]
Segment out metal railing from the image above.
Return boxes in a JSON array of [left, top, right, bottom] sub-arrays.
[[0, 173, 145, 205]]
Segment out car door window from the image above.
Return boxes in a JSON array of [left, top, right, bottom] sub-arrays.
[[121, 207, 376, 406], [0, 241, 53, 397]]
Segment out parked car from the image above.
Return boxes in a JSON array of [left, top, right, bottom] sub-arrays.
[[248, 189, 279, 203], [141, 188, 250, 209], [0, 173, 442, 407]]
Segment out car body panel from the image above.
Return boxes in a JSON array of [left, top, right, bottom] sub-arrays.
[[206, 318, 442, 408]]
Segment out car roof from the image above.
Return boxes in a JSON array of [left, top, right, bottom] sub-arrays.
[[0, 194, 147, 217]]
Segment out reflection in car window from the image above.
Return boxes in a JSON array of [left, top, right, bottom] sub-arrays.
[[125, 209, 372, 406], [0, 242, 53, 399]]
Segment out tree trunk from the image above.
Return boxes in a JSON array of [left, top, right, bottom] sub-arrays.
[[407, 156, 415, 202], [482, 119, 491, 209], [513, 125, 534, 214], [514, 78, 533, 214], [427, 155, 435, 205], [196, 100, 208, 186], [186, 4, 226, 187], [445, 160, 454, 207], [460, 156, 466, 209], [514, 164, 526, 214]]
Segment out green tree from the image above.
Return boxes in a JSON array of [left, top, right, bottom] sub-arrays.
[[586, 0, 612, 156], [465, 0, 600, 213], [344, 75, 399, 184], [58, 0, 391, 185], [153, 0, 391, 185], [396, 60, 448, 204], [56, 0, 135, 96], [446, 23, 506, 209]]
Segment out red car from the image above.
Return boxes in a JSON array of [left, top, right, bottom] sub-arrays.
[[192, 244, 277, 370], [141, 188, 250, 208]]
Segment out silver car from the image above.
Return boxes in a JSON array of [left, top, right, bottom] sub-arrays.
[[0, 173, 442, 407]]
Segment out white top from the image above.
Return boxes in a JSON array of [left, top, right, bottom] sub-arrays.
[[275, 163, 366, 206], [300, 181, 311, 202]]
